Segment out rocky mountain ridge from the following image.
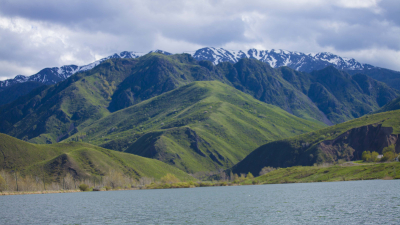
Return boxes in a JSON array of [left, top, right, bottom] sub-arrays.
[[0, 47, 377, 88]]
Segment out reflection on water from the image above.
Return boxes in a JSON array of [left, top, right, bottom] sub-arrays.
[[0, 180, 399, 224]]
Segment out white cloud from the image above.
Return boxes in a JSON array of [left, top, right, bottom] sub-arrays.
[[0, 0, 399, 80]]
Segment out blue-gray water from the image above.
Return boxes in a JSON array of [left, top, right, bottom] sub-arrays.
[[1, 180, 399, 224]]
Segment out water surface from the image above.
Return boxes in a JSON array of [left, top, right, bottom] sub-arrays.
[[1, 180, 399, 224]]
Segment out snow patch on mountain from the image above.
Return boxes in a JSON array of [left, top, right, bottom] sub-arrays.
[[1, 47, 372, 88], [188, 47, 368, 73]]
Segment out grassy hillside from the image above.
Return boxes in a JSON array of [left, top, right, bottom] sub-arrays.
[[66, 81, 324, 173], [231, 109, 400, 176], [0, 133, 192, 182], [249, 162, 400, 184], [0, 53, 221, 144]]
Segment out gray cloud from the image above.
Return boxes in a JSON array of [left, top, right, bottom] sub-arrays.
[[0, 0, 399, 80]]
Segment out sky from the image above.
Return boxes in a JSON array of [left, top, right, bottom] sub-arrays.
[[0, 0, 399, 80]]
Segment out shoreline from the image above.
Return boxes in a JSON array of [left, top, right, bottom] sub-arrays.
[[0, 189, 82, 196], [1, 177, 398, 196]]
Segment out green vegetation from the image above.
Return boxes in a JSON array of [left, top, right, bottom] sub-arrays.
[[362, 151, 380, 162], [231, 109, 400, 175], [250, 162, 400, 184], [68, 81, 324, 173], [347, 67, 400, 91], [259, 166, 276, 176], [374, 96, 400, 114], [0, 133, 193, 188], [160, 173, 181, 184], [78, 184, 90, 191], [1, 54, 397, 147], [0, 82, 45, 106], [0, 174, 6, 192]]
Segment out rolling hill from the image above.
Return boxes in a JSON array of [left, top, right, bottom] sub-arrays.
[[0, 133, 192, 182], [65, 81, 324, 173]]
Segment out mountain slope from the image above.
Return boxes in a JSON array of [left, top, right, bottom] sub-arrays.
[[66, 81, 324, 173], [0, 53, 231, 144], [0, 82, 46, 106], [0, 133, 192, 182], [230, 109, 400, 176], [346, 67, 400, 91], [0, 54, 397, 146], [373, 96, 400, 114], [306, 67, 398, 123]]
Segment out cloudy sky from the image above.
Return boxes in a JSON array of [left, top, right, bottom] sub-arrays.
[[0, 0, 399, 80]]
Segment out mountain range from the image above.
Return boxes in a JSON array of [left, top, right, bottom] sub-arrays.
[[0, 49, 399, 180], [2, 47, 400, 106]]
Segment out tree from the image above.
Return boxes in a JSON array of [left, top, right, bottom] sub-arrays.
[[259, 166, 276, 176], [383, 145, 395, 153], [160, 174, 180, 184], [371, 151, 379, 162], [247, 172, 254, 179], [382, 152, 395, 162], [362, 151, 371, 162]]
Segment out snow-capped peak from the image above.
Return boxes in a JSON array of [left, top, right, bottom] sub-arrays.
[[1, 47, 370, 88]]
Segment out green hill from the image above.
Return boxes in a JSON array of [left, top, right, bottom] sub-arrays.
[[0, 133, 192, 182], [231, 109, 400, 176], [65, 81, 324, 173]]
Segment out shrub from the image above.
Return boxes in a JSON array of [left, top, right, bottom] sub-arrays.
[[78, 183, 90, 191], [383, 145, 395, 154], [259, 166, 276, 176], [0, 175, 6, 192], [371, 151, 379, 162], [381, 152, 396, 162], [104, 186, 112, 191], [160, 174, 180, 184], [362, 151, 371, 162]]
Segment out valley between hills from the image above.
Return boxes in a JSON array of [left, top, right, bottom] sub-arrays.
[[0, 52, 399, 193]]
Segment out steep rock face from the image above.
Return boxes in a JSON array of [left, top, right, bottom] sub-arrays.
[[317, 124, 400, 162]]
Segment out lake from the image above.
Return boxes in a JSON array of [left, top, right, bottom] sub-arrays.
[[1, 180, 399, 224]]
